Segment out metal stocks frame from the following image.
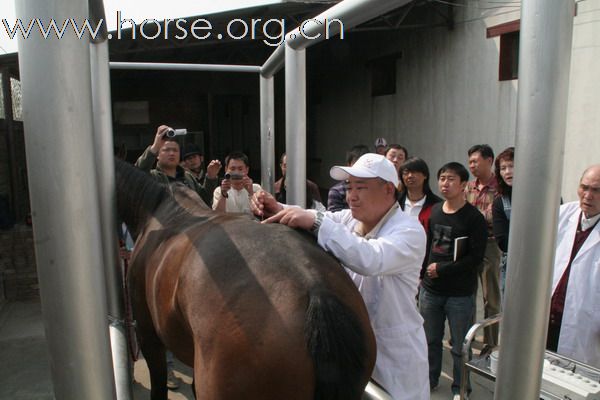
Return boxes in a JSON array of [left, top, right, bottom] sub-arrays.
[[13, 0, 574, 399]]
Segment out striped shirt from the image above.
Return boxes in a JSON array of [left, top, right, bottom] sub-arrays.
[[465, 175, 499, 237]]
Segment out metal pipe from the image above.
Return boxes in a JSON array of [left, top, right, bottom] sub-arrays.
[[110, 62, 261, 73], [260, 76, 275, 194], [90, 39, 133, 400], [494, 1, 575, 399], [284, 45, 307, 208], [261, 46, 284, 78], [261, 0, 411, 76], [14, 0, 117, 398]]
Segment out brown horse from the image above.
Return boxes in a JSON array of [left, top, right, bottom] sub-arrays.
[[114, 160, 376, 400]]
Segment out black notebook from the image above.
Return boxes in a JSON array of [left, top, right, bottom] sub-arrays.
[[453, 236, 468, 262]]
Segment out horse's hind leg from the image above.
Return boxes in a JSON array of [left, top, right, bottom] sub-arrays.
[[140, 335, 168, 400], [133, 298, 168, 400]]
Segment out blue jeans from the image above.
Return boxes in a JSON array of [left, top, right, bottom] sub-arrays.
[[419, 287, 474, 394]]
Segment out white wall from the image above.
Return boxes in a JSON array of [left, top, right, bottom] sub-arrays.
[[310, 0, 600, 203], [563, 0, 600, 201]]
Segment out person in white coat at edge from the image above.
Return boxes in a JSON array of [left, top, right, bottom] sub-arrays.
[[547, 164, 600, 368], [250, 153, 430, 400]]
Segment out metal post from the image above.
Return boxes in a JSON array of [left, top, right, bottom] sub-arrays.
[[260, 76, 275, 194], [15, 0, 117, 398], [1, 68, 20, 222], [285, 45, 307, 208], [90, 39, 133, 400], [494, 1, 575, 400]]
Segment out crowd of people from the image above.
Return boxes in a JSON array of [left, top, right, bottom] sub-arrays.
[[126, 127, 600, 399]]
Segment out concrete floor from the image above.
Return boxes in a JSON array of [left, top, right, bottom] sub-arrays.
[[0, 299, 495, 400]]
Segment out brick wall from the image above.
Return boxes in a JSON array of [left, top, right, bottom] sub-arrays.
[[0, 224, 38, 301]]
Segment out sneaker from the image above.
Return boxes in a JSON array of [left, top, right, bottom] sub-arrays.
[[167, 370, 179, 390], [452, 394, 468, 400]]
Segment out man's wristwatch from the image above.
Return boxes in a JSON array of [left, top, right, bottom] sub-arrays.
[[311, 211, 324, 234]]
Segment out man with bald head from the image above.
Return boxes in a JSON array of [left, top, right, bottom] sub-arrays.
[[547, 164, 600, 368]]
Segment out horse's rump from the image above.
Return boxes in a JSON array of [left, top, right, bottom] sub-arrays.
[[115, 159, 376, 400]]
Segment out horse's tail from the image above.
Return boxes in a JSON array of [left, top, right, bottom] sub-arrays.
[[305, 288, 369, 400]]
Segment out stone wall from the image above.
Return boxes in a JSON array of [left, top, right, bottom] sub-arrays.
[[0, 224, 38, 301]]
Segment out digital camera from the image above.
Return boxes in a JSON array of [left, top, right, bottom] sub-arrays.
[[224, 173, 244, 181], [164, 128, 187, 138]]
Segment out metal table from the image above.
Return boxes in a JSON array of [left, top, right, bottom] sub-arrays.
[[459, 314, 600, 400]]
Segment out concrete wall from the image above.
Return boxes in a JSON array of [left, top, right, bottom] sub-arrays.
[[563, 0, 600, 201], [307, 1, 600, 203]]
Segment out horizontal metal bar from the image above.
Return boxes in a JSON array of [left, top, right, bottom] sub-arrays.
[[110, 62, 261, 73]]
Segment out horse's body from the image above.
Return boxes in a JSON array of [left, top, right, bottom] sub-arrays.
[[115, 160, 376, 400]]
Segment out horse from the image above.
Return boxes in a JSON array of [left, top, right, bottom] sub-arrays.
[[114, 159, 377, 400]]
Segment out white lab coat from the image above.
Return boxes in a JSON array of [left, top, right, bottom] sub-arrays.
[[318, 205, 430, 400], [552, 201, 600, 368]]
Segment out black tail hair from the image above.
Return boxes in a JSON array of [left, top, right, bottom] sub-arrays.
[[305, 289, 367, 400]]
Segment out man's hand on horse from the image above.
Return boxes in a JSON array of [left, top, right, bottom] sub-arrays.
[[251, 190, 283, 218], [150, 125, 170, 154], [263, 207, 315, 230]]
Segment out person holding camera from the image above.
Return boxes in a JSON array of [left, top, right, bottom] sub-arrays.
[[135, 125, 220, 207], [212, 151, 261, 214]]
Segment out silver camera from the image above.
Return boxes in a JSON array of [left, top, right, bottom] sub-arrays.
[[164, 128, 187, 138]]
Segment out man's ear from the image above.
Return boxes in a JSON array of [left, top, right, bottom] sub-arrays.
[[386, 182, 396, 195]]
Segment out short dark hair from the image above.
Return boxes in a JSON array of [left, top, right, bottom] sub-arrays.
[[468, 144, 494, 160], [400, 157, 433, 194], [438, 162, 470, 182], [385, 144, 408, 159], [225, 151, 249, 168], [495, 147, 515, 195], [346, 145, 369, 166]]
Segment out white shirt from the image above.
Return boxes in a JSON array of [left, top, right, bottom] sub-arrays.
[[403, 195, 427, 218], [212, 184, 262, 214], [317, 204, 429, 400], [581, 211, 600, 231]]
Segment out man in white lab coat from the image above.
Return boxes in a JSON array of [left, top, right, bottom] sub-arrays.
[[251, 153, 430, 400], [548, 164, 600, 368]]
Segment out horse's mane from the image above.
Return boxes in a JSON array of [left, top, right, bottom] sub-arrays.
[[114, 159, 171, 239], [115, 159, 213, 240]]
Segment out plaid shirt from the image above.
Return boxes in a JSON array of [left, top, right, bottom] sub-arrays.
[[465, 175, 499, 237]]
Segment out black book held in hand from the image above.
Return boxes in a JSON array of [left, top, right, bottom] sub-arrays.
[[453, 236, 468, 262]]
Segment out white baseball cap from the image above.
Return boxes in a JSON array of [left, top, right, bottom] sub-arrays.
[[330, 153, 399, 187]]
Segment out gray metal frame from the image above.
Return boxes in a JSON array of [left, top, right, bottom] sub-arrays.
[[13, 0, 575, 398], [15, 0, 117, 398], [495, 1, 575, 399]]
